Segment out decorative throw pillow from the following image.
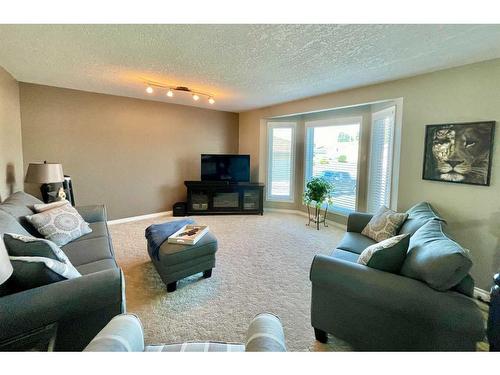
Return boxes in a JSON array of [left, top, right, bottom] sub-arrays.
[[400, 220, 472, 291], [3, 233, 81, 293], [0, 237, 14, 296], [357, 234, 410, 273], [361, 206, 408, 242], [33, 200, 68, 213], [25, 201, 92, 246]]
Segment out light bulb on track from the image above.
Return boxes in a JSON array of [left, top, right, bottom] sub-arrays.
[[166, 89, 174, 97], [192, 94, 200, 101], [208, 97, 215, 105], [145, 86, 153, 94]]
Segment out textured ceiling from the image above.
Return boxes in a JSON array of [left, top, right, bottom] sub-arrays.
[[1, 24, 500, 112]]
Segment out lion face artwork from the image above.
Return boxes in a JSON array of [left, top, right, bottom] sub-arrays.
[[423, 122, 495, 186]]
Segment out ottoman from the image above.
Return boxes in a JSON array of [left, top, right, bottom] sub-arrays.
[[147, 231, 218, 292]]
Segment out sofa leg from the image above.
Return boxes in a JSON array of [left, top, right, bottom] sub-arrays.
[[314, 328, 328, 343], [203, 269, 212, 279], [167, 281, 177, 292]]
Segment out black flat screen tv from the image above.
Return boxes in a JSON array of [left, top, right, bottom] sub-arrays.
[[201, 154, 250, 183]]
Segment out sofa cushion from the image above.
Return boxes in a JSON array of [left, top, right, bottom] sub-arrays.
[[71, 222, 108, 242], [26, 201, 92, 246], [0, 191, 42, 236], [62, 236, 114, 266], [361, 206, 408, 242], [335, 232, 377, 255], [0, 209, 31, 237], [399, 202, 445, 236], [357, 233, 410, 273], [452, 274, 475, 297], [400, 220, 472, 291], [331, 248, 360, 263], [77, 259, 118, 275]]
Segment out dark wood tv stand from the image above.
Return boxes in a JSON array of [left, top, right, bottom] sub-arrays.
[[184, 181, 264, 215]]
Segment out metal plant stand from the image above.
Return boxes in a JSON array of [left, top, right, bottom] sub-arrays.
[[306, 205, 329, 230]]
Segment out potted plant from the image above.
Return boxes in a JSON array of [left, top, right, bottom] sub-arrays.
[[303, 177, 334, 230]]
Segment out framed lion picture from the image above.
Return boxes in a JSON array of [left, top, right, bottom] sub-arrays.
[[422, 121, 495, 186]]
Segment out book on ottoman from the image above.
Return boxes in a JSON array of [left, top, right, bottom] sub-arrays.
[[167, 224, 209, 245]]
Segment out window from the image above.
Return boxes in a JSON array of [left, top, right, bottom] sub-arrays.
[[305, 117, 361, 214], [267, 122, 296, 202], [367, 106, 396, 213]]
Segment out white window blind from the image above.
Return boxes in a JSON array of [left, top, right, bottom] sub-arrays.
[[267, 122, 296, 202], [305, 117, 361, 214], [367, 106, 396, 213]]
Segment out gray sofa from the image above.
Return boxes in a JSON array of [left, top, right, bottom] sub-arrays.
[[310, 204, 485, 351], [0, 192, 125, 351], [84, 313, 286, 352]]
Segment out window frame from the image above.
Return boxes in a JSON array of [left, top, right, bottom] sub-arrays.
[[304, 116, 363, 215], [266, 121, 297, 203]]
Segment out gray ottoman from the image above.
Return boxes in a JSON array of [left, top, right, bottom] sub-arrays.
[[147, 231, 217, 292]]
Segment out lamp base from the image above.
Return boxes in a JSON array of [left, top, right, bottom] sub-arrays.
[[40, 178, 75, 206]]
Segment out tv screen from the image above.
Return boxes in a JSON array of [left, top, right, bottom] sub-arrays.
[[201, 154, 250, 183]]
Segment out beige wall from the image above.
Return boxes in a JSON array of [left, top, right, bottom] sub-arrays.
[[20, 84, 239, 220], [0, 66, 23, 201], [239, 58, 500, 290]]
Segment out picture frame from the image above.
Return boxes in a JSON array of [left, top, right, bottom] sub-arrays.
[[422, 121, 495, 186]]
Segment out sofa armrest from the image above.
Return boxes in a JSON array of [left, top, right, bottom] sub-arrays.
[[245, 313, 286, 352], [0, 268, 124, 343], [76, 204, 107, 223], [84, 314, 144, 352], [346, 212, 373, 233], [310, 255, 484, 335]]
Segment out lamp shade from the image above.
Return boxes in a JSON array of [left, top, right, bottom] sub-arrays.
[[0, 239, 13, 286], [25, 162, 64, 184]]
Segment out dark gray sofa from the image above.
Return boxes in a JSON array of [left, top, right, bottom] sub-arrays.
[[310, 205, 485, 351], [0, 192, 125, 351]]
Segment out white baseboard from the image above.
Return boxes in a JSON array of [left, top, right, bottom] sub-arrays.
[[108, 211, 172, 225], [474, 287, 491, 303], [264, 207, 347, 230]]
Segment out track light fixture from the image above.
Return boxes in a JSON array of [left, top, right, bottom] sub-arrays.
[[143, 81, 215, 104]]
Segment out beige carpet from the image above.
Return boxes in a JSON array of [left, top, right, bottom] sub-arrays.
[[109, 211, 352, 351]]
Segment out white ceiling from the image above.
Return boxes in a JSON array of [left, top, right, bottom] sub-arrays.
[[1, 24, 500, 112]]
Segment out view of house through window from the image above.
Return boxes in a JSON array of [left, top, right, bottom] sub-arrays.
[[305, 117, 361, 214]]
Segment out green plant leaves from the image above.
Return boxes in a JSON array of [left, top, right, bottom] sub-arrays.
[[303, 177, 334, 207]]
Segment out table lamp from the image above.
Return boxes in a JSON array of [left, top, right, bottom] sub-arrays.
[[25, 161, 65, 203]]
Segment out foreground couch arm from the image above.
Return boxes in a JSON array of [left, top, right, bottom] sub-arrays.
[[245, 313, 286, 352], [346, 212, 373, 233], [310, 255, 485, 350], [0, 268, 124, 350], [84, 314, 144, 352], [76, 204, 107, 223]]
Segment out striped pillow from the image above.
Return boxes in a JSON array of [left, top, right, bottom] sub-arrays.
[[145, 342, 245, 352]]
